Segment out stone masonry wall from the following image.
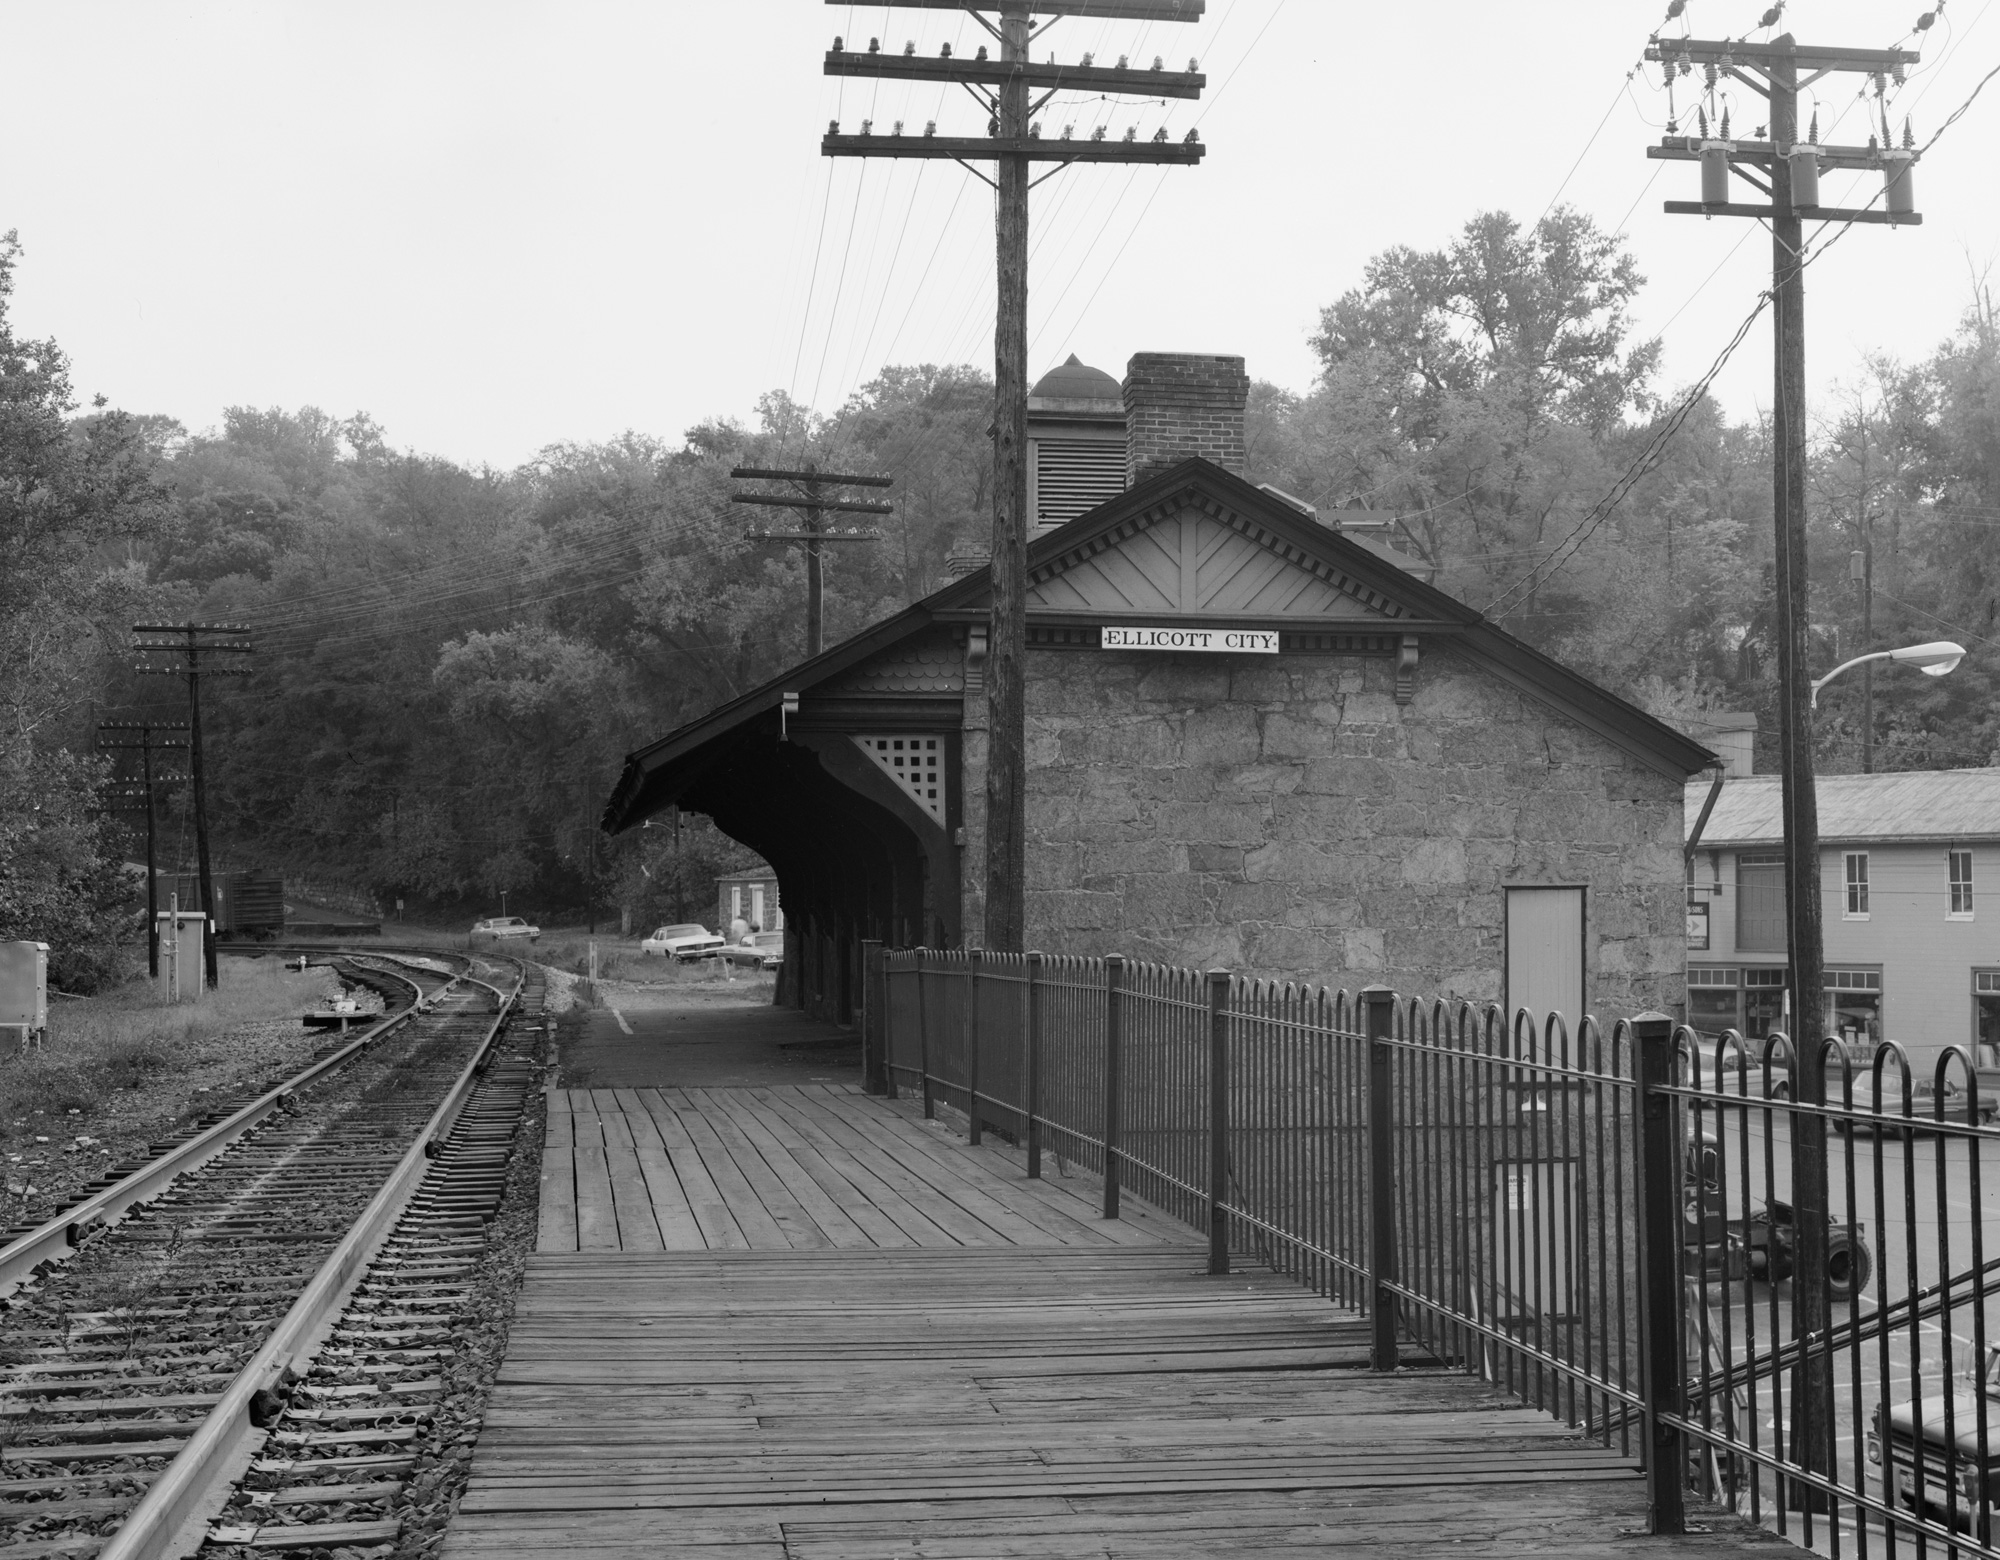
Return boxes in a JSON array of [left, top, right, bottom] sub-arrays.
[[1018, 644, 1688, 1020]]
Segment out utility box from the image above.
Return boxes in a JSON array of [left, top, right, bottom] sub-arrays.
[[0, 941, 49, 1043], [156, 911, 206, 1003]]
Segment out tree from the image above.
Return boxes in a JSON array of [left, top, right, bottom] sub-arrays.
[[0, 231, 174, 983], [1294, 207, 1660, 632]]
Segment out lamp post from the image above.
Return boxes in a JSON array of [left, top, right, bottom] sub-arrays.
[[1785, 637, 1965, 1506], [1809, 640, 1965, 708]]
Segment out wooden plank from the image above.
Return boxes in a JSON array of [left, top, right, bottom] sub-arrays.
[[593, 1092, 664, 1252], [742, 1091, 1022, 1247], [630, 1088, 751, 1250], [735, 1089, 980, 1247], [702, 1089, 910, 1249], [760, 1086, 1093, 1247], [676, 1088, 841, 1250], [609, 1087, 706, 1250], [652, 1090, 815, 1249], [567, 1094, 622, 1253], [535, 1092, 579, 1254]]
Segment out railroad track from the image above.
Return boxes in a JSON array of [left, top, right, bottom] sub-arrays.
[[0, 952, 548, 1559]]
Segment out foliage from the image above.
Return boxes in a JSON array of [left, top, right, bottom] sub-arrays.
[[10, 204, 2000, 961]]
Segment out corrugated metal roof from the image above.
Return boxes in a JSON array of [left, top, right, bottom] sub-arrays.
[[1686, 769, 2000, 846]]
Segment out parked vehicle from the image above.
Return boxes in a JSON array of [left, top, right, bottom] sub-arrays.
[[471, 915, 540, 942], [722, 931, 784, 972], [1872, 1341, 2000, 1533], [1835, 1073, 1996, 1133], [1683, 1124, 1873, 1302], [639, 924, 726, 961]]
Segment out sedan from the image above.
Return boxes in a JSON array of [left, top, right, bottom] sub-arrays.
[[722, 931, 784, 972], [1834, 1074, 1996, 1133], [639, 924, 726, 961], [471, 916, 540, 941]]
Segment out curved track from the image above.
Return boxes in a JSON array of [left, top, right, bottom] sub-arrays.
[[0, 952, 546, 1559]]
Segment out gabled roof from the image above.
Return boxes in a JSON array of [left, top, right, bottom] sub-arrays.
[[1685, 769, 2000, 848], [604, 457, 1714, 832]]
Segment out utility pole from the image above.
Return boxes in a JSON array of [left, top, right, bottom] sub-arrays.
[[1647, 27, 1922, 1512], [97, 722, 189, 978], [822, 0, 1206, 951], [134, 624, 254, 989], [731, 465, 891, 657]]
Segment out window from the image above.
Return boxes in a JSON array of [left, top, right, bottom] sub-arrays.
[[1976, 971, 2000, 1066], [1824, 967, 1883, 1049], [1950, 850, 1975, 917], [1737, 854, 1787, 952], [1845, 852, 1870, 918], [1688, 967, 1740, 1036], [1742, 966, 1788, 1039]]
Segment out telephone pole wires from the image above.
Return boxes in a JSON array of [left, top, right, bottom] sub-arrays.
[[732, 466, 891, 658], [821, 0, 1206, 951], [133, 624, 254, 989], [1646, 26, 1923, 1510], [96, 721, 189, 978]]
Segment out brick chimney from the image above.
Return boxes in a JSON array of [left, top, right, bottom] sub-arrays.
[[1122, 352, 1249, 485]]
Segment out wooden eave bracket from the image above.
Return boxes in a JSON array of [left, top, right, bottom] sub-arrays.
[[1395, 635, 1420, 706]]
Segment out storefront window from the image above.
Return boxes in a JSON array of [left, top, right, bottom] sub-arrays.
[[1743, 967, 1787, 1039], [1823, 967, 1882, 1049], [1688, 966, 1740, 1036], [1975, 971, 2000, 1067]]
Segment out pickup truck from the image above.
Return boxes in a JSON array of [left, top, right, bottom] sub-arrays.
[[1872, 1341, 2000, 1536]]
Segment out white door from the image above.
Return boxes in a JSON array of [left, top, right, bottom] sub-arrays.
[[750, 885, 766, 931], [1506, 886, 1586, 1046]]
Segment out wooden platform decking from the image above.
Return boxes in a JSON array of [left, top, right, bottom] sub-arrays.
[[537, 1084, 1192, 1252], [446, 1084, 1775, 1558]]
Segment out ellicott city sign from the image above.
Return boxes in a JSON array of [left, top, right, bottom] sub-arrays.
[[1100, 626, 1280, 654]]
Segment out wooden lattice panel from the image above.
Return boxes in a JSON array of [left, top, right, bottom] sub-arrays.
[[854, 736, 946, 826]]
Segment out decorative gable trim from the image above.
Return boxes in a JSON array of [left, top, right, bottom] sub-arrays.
[[1024, 482, 1412, 623]]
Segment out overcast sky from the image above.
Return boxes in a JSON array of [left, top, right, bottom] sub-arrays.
[[4, 1, 1994, 472]]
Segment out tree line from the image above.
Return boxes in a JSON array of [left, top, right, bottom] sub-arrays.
[[3, 208, 1996, 986]]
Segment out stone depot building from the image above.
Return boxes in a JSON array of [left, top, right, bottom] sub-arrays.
[[603, 353, 1712, 1026]]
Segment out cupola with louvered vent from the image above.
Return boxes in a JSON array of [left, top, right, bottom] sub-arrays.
[[1027, 355, 1126, 537]]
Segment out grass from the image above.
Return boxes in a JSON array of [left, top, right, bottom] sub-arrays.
[[1, 955, 328, 1147]]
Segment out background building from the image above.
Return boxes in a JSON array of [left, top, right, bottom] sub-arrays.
[[1686, 763, 2000, 1067], [606, 353, 1712, 1026]]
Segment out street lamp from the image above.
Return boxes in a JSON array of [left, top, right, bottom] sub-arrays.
[[1809, 640, 1965, 707], [1782, 636, 1965, 1507]]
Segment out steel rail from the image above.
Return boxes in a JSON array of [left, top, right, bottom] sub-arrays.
[[93, 958, 525, 1560], [0, 956, 458, 1300]]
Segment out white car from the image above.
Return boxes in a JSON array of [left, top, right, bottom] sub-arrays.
[[639, 923, 726, 961], [471, 915, 540, 942], [721, 931, 785, 972]]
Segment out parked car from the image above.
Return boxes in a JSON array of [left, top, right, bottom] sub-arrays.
[[1836, 1073, 1995, 1133], [639, 924, 726, 961], [471, 915, 540, 942], [1872, 1341, 2000, 1530], [721, 931, 784, 972]]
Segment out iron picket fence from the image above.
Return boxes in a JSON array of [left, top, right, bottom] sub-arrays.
[[868, 943, 2000, 1553]]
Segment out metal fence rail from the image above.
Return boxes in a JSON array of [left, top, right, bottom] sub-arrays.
[[869, 943, 2000, 1554]]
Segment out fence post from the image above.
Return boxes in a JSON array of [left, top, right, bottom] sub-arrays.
[[860, 940, 885, 1095], [1103, 955, 1125, 1220], [1363, 985, 1398, 1372], [1207, 969, 1232, 1276], [1632, 1011, 1688, 1536], [1025, 952, 1044, 1179], [966, 950, 983, 1146], [916, 949, 934, 1120]]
